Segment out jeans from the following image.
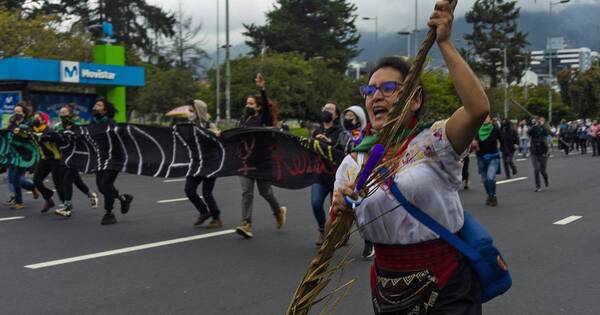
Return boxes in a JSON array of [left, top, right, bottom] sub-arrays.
[[519, 138, 529, 155], [9, 166, 32, 203], [7, 166, 35, 197], [33, 159, 65, 202], [589, 137, 598, 156], [310, 182, 333, 232], [185, 176, 220, 219], [95, 170, 120, 212], [239, 176, 281, 223], [530, 154, 549, 189], [477, 156, 499, 197], [501, 152, 517, 178]]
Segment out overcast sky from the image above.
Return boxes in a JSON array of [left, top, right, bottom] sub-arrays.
[[146, 0, 598, 53]]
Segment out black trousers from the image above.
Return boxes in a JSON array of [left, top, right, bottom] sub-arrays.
[[63, 167, 90, 201], [461, 155, 470, 182], [502, 152, 517, 178], [95, 170, 120, 212], [33, 159, 64, 202], [185, 176, 221, 219]]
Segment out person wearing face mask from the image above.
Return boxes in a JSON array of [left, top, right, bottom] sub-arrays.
[[184, 99, 224, 229], [31, 111, 66, 213], [528, 117, 550, 192], [53, 104, 99, 217], [235, 73, 287, 238], [475, 115, 503, 206], [310, 102, 343, 245], [90, 98, 133, 225], [332, 2, 490, 312], [6, 103, 38, 209], [499, 118, 518, 179]]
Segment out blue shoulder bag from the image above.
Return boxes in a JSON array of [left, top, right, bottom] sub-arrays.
[[388, 183, 512, 303]]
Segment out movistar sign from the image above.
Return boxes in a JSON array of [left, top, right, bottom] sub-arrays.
[[0, 57, 144, 87]]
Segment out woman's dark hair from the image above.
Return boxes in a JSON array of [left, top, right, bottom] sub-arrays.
[[61, 103, 76, 115], [368, 56, 427, 117], [96, 98, 117, 118], [15, 101, 30, 117]]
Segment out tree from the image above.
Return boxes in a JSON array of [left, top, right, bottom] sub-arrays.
[[464, 0, 528, 88], [0, 9, 93, 61], [203, 52, 363, 122], [39, 0, 176, 55], [168, 6, 209, 75], [243, 0, 360, 72]]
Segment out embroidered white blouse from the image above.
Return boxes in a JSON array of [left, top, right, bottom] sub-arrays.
[[334, 120, 467, 245]]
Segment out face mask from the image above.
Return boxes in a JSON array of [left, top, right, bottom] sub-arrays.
[[321, 111, 333, 123], [32, 119, 42, 127], [13, 113, 23, 121], [246, 107, 256, 116], [343, 118, 359, 131], [92, 109, 103, 118], [61, 116, 73, 125]]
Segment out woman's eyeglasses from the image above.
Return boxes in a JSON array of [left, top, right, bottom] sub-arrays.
[[359, 81, 403, 98]]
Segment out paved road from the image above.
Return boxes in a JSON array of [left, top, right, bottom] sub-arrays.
[[0, 151, 599, 314]]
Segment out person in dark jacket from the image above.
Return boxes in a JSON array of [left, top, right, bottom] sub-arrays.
[[235, 74, 286, 238], [475, 115, 503, 206], [53, 104, 99, 217], [528, 117, 550, 192], [185, 99, 223, 229], [91, 99, 133, 225], [6, 103, 37, 209], [499, 118, 518, 179], [310, 101, 342, 245]]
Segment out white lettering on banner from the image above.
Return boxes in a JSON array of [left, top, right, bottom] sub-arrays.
[[81, 69, 116, 80]]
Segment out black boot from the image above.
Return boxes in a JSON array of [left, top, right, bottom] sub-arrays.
[[101, 212, 117, 225]]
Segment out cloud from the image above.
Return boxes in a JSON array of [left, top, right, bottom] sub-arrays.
[[147, 0, 597, 53]]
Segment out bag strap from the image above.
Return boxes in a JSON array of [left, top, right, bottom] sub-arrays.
[[387, 182, 483, 263]]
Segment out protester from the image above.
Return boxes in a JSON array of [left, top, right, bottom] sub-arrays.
[[333, 2, 488, 312], [31, 111, 65, 213], [499, 118, 518, 179], [310, 102, 343, 245], [517, 119, 529, 157], [528, 117, 550, 192], [577, 121, 588, 154], [185, 99, 223, 229], [91, 99, 133, 225], [54, 104, 99, 217], [475, 115, 502, 206], [6, 103, 37, 209], [235, 73, 287, 238], [590, 120, 600, 156]]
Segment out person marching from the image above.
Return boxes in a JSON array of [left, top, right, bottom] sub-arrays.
[[31, 111, 66, 213], [185, 100, 223, 229], [5, 103, 38, 209], [310, 102, 343, 245], [91, 99, 133, 225], [235, 73, 287, 238], [54, 104, 99, 217], [333, 1, 489, 312], [528, 116, 550, 192], [499, 118, 518, 179], [475, 115, 503, 206]]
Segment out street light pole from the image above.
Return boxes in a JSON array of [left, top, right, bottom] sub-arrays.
[[547, 0, 570, 123], [215, 0, 220, 122], [225, 0, 231, 122], [397, 31, 412, 57], [490, 47, 509, 119]]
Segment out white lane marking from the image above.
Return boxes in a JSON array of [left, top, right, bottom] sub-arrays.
[[497, 177, 528, 185], [516, 158, 528, 162], [163, 178, 186, 183], [553, 216, 582, 225], [0, 216, 25, 222], [25, 229, 236, 269], [157, 197, 188, 203]]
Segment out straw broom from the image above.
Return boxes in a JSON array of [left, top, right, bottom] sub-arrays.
[[285, 1, 459, 314]]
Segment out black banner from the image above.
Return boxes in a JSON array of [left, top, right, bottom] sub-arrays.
[[52, 124, 345, 189]]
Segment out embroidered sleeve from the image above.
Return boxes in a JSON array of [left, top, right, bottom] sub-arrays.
[[334, 154, 359, 191], [430, 119, 468, 167]]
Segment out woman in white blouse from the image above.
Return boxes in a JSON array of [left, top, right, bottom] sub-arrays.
[[332, 1, 489, 314]]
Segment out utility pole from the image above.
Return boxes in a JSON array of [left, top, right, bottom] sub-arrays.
[[216, 0, 220, 122], [225, 0, 231, 122]]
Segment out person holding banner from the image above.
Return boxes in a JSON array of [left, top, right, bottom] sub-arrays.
[[91, 99, 133, 225], [235, 73, 287, 238], [185, 99, 223, 229], [332, 1, 489, 313]]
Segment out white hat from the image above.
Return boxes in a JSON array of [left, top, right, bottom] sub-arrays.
[[341, 105, 368, 131]]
